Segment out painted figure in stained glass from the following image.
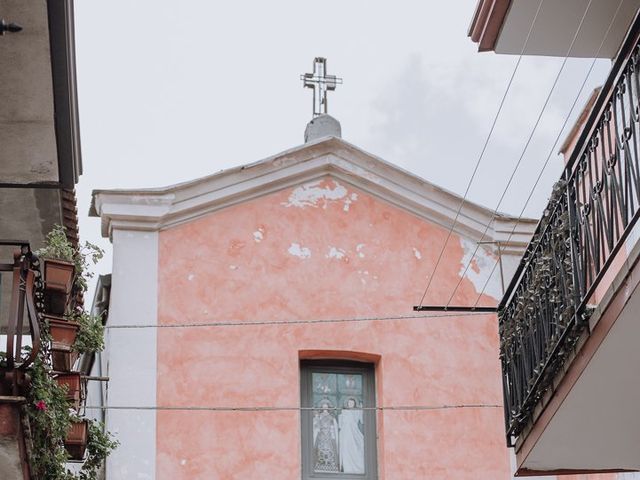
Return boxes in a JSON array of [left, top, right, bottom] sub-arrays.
[[338, 397, 365, 474], [313, 399, 339, 472]]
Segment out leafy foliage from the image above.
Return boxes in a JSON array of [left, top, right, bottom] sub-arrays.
[[35, 224, 104, 293], [73, 241, 104, 293], [76, 420, 120, 480], [71, 311, 105, 354], [27, 358, 73, 479], [36, 225, 75, 263]]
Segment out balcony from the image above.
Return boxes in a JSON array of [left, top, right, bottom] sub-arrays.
[[0, 242, 42, 479], [0, 241, 42, 393], [499, 11, 640, 475]]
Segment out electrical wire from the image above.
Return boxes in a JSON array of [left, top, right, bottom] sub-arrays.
[[445, 0, 598, 307], [84, 403, 501, 412], [472, 0, 626, 308], [416, 0, 546, 307], [103, 310, 492, 330]]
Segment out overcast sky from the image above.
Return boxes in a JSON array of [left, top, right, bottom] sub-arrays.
[[73, 0, 611, 287]]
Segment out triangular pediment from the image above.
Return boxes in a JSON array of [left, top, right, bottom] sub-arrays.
[[91, 136, 536, 249]]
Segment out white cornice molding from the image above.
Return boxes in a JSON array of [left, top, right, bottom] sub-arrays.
[[91, 137, 537, 250]]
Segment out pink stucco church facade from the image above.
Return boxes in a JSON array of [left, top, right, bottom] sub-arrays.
[[91, 121, 628, 479]]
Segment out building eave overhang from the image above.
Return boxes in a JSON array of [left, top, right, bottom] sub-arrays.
[[90, 136, 537, 251], [0, 0, 81, 188], [469, 0, 640, 58], [468, 0, 512, 53], [48, 0, 82, 188]]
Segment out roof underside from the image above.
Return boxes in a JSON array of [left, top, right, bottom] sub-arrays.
[[0, 1, 81, 248], [469, 0, 640, 58], [0, 0, 81, 187]]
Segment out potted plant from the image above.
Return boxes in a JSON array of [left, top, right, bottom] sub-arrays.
[[51, 348, 78, 373], [37, 225, 104, 315], [36, 225, 76, 314], [64, 418, 119, 465], [47, 314, 80, 351], [65, 418, 89, 460], [54, 371, 83, 410], [37, 225, 76, 292], [50, 309, 104, 372]]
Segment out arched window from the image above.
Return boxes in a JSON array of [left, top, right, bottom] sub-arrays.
[[300, 360, 377, 479]]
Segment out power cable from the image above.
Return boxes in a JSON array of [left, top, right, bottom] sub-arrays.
[[472, 0, 626, 308], [417, 0, 546, 307], [445, 0, 598, 306], [103, 310, 492, 330], [84, 403, 502, 412]]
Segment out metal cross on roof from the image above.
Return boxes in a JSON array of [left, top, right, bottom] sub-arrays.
[[301, 57, 342, 117]]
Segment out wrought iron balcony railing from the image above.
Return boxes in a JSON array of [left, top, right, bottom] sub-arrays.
[[0, 241, 42, 396], [499, 13, 640, 446]]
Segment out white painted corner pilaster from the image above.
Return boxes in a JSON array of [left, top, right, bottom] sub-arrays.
[[105, 228, 158, 480]]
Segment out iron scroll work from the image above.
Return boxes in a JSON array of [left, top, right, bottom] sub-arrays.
[[0, 241, 44, 395], [500, 19, 640, 446]]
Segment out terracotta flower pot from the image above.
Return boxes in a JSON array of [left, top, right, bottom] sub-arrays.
[[55, 372, 82, 410], [65, 419, 88, 460], [44, 292, 69, 316], [47, 316, 80, 350], [43, 259, 75, 294], [51, 348, 79, 373]]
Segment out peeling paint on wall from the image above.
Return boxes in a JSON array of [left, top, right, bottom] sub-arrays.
[[458, 238, 501, 300], [253, 228, 265, 243], [343, 193, 359, 212], [326, 246, 346, 260], [357, 269, 371, 285], [288, 243, 311, 259], [281, 180, 356, 211]]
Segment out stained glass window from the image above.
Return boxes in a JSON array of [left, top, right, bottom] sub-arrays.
[[301, 361, 377, 479]]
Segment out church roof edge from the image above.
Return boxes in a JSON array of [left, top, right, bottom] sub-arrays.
[[90, 136, 537, 249]]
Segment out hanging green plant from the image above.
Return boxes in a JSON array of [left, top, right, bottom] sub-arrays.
[[76, 420, 119, 480], [27, 357, 74, 479], [71, 311, 105, 354], [72, 241, 104, 294], [36, 225, 75, 263]]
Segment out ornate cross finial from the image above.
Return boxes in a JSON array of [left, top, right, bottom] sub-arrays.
[[301, 57, 342, 117]]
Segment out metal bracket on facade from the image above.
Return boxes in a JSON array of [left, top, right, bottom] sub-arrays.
[[412, 305, 498, 312]]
